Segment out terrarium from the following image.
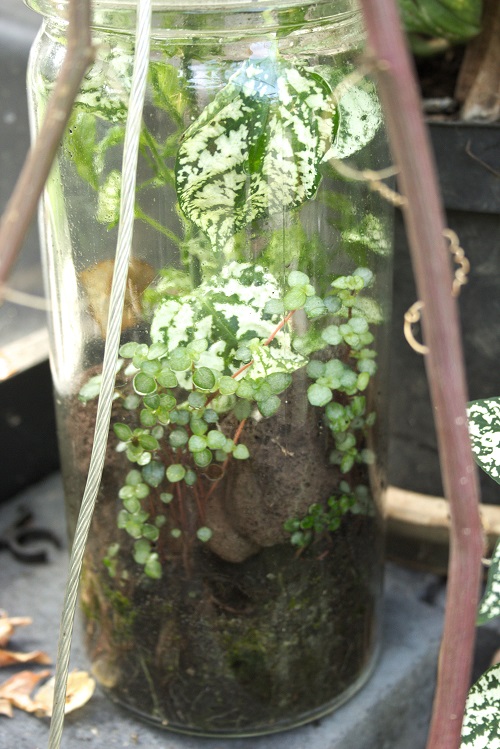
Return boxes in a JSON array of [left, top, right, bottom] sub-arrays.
[[27, 0, 392, 736]]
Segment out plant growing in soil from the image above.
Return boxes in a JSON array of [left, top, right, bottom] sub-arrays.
[[54, 34, 390, 734]]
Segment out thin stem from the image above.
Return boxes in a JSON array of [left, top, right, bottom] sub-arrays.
[[0, 0, 94, 290], [358, 3, 483, 749], [135, 206, 182, 245], [141, 127, 175, 185], [232, 309, 296, 380]]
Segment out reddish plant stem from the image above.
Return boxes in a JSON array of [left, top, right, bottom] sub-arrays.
[[0, 0, 94, 290], [358, 3, 483, 748], [203, 418, 247, 504], [231, 309, 296, 380]]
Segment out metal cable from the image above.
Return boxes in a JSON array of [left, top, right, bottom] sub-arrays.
[[47, 2, 152, 746]]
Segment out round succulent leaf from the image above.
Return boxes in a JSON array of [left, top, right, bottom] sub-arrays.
[[184, 469, 197, 486], [168, 348, 191, 371], [188, 435, 207, 453], [196, 527, 213, 543], [203, 408, 219, 424], [114, 423, 132, 442], [266, 372, 292, 394], [166, 464, 186, 482], [138, 434, 159, 452], [147, 342, 169, 360], [133, 539, 151, 565], [188, 391, 207, 409], [307, 383, 333, 407], [157, 370, 178, 388], [232, 444, 250, 460], [140, 409, 157, 428], [283, 287, 307, 310], [123, 394, 141, 410], [321, 325, 342, 346], [142, 460, 165, 488], [193, 448, 213, 468], [288, 270, 310, 288], [125, 470, 142, 486], [206, 430, 227, 450], [119, 341, 139, 358], [169, 428, 189, 448], [123, 497, 141, 514], [219, 376, 239, 395], [144, 554, 162, 579], [140, 359, 161, 377], [193, 366, 217, 391], [142, 523, 160, 542], [258, 395, 281, 418], [133, 372, 157, 396]]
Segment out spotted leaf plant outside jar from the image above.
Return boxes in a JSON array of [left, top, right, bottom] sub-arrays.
[[28, 0, 393, 737]]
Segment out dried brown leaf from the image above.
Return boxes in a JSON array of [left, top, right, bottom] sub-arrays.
[[0, 669, 51, 714], [34, 670, 95, 717], [0, 613, 32, 648], [0, 649, 51, 667], [0, 698, 13, 718]]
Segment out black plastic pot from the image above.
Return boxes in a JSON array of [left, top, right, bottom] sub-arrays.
[[389, 121, 500, 506]]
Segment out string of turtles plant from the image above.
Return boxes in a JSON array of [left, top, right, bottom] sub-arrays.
[[69, 45, 387, 577], [81, 262, 380, 575]]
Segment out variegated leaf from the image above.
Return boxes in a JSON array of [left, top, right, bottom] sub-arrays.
[[477, 539, 500, 625], [461, 663, 500, 748], [175, 58, 338, 251], [467, 398, 500, 485]]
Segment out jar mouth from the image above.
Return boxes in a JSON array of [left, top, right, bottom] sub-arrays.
[[25, 0, 360, 40]]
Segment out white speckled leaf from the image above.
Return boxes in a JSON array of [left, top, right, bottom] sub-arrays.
[[467, 398, 500, 485], [175, 58, 338, 250], [461, 663, 500, 748], [477, 539, 500, 625]]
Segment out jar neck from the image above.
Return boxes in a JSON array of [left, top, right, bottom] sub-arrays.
[[25, 0, 361, 41]]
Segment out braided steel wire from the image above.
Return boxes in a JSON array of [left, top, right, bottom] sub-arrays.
[[47, 2, 152, 746]]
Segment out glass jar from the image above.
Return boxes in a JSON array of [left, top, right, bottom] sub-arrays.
[[28, 0, 392, 737]]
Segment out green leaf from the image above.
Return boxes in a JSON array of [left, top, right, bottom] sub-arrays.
[[78, 374, 104, 404], [196, 527, 213, 543], [157, 370, 178, 389], [219, 376, 239, 395], [142, 460, 165, 488], [138, 434, 159, 451], [283, 287, 307, 310], [65, 111, 99, 190], [166, 464, 186, 482], [169, 428, 189, 448], [307, 383, 333, 407], [193, 449, 213, 468], [188, 435, 207, 453], [266, 372, 292, 395], [258, 395, 281, 418], [193, 367, 217, 391], [133, 372, 157, 396], [206, 430, 227, 450], [321, 325, 342, 346], [233, 444, 250, 460], [114, 423, 132, 442], [144, 554, 162, 579], [288, 270, 310, 287], [133, 539, 151, 565], [468, 398, 500, 485], [461, 664, 500, 747], [477, 539, 500, 625], [176, 58, 338, 250]]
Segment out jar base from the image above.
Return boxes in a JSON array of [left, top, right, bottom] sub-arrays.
[[99, 642, 380, 738]]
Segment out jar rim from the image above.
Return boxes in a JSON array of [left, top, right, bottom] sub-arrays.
[[26, 0, 355, 10]]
